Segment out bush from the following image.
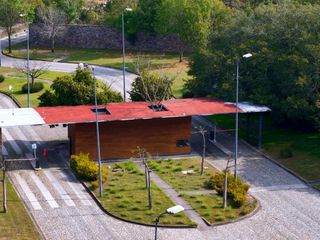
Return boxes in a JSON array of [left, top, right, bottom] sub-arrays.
[[280, 148, 293, 158], [0, 74, 5, 83], [22, 82, 44, 93], [207, 171, 249, 207], [70, 153, 107, 183]]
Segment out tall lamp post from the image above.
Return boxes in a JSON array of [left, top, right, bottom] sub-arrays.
[[0, 35, 2, 67], [92, 66, 103, 197], [154, 205, 184, 240], [122, 7, 132, 102], [234, 53, 252, 179], [20, 14, 30, 108]]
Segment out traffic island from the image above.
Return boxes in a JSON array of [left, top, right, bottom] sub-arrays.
[[147, 158, 259, 226], [88, 161, 196, 227]]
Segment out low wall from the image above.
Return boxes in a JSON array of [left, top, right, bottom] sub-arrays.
[[29, 23, 191, 53]]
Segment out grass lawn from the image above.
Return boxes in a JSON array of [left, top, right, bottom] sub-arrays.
[[147, 158, 218, 191], [5, 44, 189, 98], [182, 194, 257, 224], [209, 114, 320, 181], [0, 171, 40, 239], [92, 161, 195, 226], [147, 158, 257, 224], [0, 68, 71, 107]]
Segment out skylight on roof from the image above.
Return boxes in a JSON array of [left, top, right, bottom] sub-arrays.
[[91, 107, 111, 115]]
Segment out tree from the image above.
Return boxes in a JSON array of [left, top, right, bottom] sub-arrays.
[[186, 2, 320, 130], [155, 0, 228, 62], [0, 0, 25, 53], [38, 67, 123, 106], [15, 61, 49, 86], [37, 5, 67, 53]]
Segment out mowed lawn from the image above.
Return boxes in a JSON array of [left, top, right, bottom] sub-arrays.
[[147, 158, 257, 224], [0, 171, 40, 239], [93, 161, 195, 226], [5, 44, 190, 98], [209, 114, 320, 182], [0, 68, 71, 107]]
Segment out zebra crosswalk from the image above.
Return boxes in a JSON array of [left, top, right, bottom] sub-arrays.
[[12, 169, 93, 211]]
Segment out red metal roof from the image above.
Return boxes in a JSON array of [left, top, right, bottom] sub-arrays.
[[34, 98, 241, 125]]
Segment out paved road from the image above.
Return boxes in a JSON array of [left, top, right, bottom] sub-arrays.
[[0, 33, 137, 96]]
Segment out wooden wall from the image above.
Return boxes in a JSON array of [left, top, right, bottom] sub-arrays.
[[68, 116, 192, 160]]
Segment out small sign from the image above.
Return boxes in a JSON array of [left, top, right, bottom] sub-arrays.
[[32, 143, 37, 150], [8, 85, 12, 91]]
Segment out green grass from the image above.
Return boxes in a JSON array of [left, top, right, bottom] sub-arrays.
[[147, 158, 256, 224], [5, 44, 189, 98], [0, 171, 40, 239], [147, 158, 218, 191], [92, 161, 195, 226], [182, 194, 257, 225], [209, 114, 320, 181], [0, 68, 71, 107]]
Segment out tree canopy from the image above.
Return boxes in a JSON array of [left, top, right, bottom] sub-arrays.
[[38, 67, 123, 106], [185, 2, 320, 129]]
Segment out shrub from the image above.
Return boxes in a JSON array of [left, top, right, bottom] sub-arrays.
[[70, 153, 107, 183], [173, 166, 182, 172], [207, 171, 249, 207], [22, 82, 44, 93], [0, 74, 5, 83], [280, 148, 293, 158]]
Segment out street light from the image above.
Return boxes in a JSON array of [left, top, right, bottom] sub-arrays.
[[20, 14, 31, 108], [122, 7, 132, 102], [92, 66, 103, 197], [234, 53, 252, 179], [154, 205, 184, 240]]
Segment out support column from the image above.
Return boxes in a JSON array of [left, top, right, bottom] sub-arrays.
[[246, 114, 251, 142], [257, 113, 263, 149]]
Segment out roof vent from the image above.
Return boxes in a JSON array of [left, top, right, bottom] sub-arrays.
[[148, 104, 168, 112], [91, 107, 111, 115]]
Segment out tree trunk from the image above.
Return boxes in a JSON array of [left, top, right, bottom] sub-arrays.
[[51, 37, 55, 53], [31, 77, 35, 87], [201, 132, 205, 175], [179, 50, 184, 63], [8, 32, 12, 54]]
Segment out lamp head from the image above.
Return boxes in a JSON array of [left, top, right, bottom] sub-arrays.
[[125, 8, 133, 12], [166, 205, 184, 214], [242, 53, 252, 59]]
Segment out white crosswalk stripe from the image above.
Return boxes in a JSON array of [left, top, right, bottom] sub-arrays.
[[60, 171, 92, 206], [23, 126, 42, 145], [29, 172, 59, 209], [13, 127, 34, 152], [2, 145, 8, 156], [14, 172, 42, 210], [44, 170, 76, 207], [2, 128, 23, 155]]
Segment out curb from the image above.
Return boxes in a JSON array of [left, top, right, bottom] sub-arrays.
[[202, 195, 261, 227], [72, 169, 197, 229], [0, 90, 21, 108]]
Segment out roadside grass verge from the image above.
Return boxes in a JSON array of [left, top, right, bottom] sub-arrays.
[[147, 158, 257, 225], [181, 194, 257, 225], [147, 158, 218, 191], [0, 69, 71, 107], [0, 171, 40, 239], [5, 45, 189, 98], [209, 114, 320, 182], [91, 161, 195, 226]]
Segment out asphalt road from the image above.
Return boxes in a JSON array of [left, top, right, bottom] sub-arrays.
[[0, 33, 137, 96]]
